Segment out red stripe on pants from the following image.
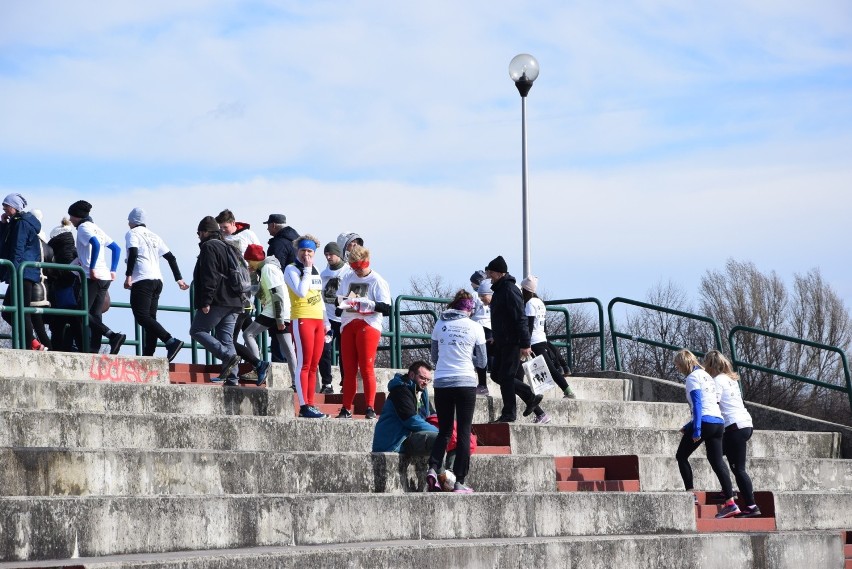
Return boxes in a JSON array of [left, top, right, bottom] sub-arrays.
[[341, 319, 380, 410]]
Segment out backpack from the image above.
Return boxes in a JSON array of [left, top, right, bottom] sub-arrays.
[[222, 242, 252, 305]]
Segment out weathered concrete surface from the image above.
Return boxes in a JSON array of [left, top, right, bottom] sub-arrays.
[[0, 377, 284, 416], [638, 455, 852, 493], [0, 348, 170, 385], [538, 399, 687, 429], [0, 492, 697, 561], [508, 423, 841, 459], [0, 448, 556, 496], [588, 370, 852, 458], [0, 532, 842, 569], [773, 491, 852, 531]]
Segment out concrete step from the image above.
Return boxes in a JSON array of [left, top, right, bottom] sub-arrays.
[[0, 532, 842, 569], [492, 375, 631, 402], [635, 455, 852, 492], [694, 491, 777, 533], [0, 492, 697, 561], [0, 448, 557, 496], [474, 422, 841, 459], [535, 398, 688, 429], [0, 377, 287, 417], [554, 455, 641, 492]]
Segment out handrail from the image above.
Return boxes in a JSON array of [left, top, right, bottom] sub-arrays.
[[544, 297, 607, 371], [728, 325, 852, 413], [392, 295, 450, 368], [607, 297, 723, 371], [0, 259, 21, 348], [16, 261, 90, 352]]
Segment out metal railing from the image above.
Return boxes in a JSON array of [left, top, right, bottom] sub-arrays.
[[0, 259, 21, 348], [391, 295, 449, 368], [607, 297, 723, 371], [729, 325, 852, 413], [544, 297, 607, 371]]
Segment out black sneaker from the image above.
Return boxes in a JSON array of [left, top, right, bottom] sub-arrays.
[[337, 407, 353, 419], [220, 354, 241, 379], [320, 385, 334, 394], [489, 416, 515, 423], [223, 377, 240, 387], [736, 505, 761, 518], [522, 394, 543, 417], [165, 338, 184, 363], [364, 407, 376, 420], [109, 333, 126, 355]]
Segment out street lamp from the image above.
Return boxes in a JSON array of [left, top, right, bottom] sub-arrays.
[[509, 54, 539, 279]]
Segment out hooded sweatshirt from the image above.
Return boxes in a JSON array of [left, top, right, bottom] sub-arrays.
[[430, 309, 487, 388], [0, 211, 42, 283], [371, 372, 437, 452]]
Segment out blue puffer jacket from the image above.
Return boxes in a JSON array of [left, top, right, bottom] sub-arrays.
[[371, 373, 437, 452], [0, 211, 42, 283]]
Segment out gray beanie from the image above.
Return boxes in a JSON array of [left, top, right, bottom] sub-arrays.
[[2, 193, 27, 211], [477, 279, 493, 295], [128, 207, 146, 226]]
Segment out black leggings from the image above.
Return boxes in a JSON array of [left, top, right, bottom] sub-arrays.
[[129, 279, 171, 356], [723, 426, 755, 506], [675, 421, 733, 499], [428, 386, 476, 484]]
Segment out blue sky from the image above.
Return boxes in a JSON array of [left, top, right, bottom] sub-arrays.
[[2, 1, 852, 330]]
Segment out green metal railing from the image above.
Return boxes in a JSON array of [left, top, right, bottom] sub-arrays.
[[16, 261, 90, 352], [0, 259, 21, 348], [391, 295, 449, 368], [608, 297, 723, 371], [544, 297, 607, 371], [729, 325, 852, 413]]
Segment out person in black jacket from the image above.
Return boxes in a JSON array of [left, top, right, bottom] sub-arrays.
[[44, 218, 84, 351], [264, 213, 299, 363], [189, 216, 243, 385], [484, 255, 548, 423]]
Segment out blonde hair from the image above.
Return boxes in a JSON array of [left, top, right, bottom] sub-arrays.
[[292, 233, 320, 251], [674, 349, 702, 376], [703, 350, 740, 380], [347, 244, 370, 262]]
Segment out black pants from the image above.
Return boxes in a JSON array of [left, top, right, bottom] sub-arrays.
[[514, 342, 568, 391], [475, 328, 493, 387], [86, 279, 113, 353], [428, 386, 476, 484], [675, 422, 733, 499], [231, 311, 260, 368], [319, 320, 342, 385], [129, 279, 171, 356], [492, 343, 542, 421], [2, 280, 37, 348], [723, 426, 755, 505]]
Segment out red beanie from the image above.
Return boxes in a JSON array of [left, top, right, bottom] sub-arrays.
[[244, 244, 266, 262]]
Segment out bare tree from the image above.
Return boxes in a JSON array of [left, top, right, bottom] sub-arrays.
[[396, 274, 458, 368]]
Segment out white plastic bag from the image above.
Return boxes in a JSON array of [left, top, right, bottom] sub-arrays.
[[522, 354, 557, 396]]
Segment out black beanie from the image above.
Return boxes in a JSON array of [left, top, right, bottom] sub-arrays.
[[197, 216, 219, 232], [68, 200, 92, 218], [324, 242, 342, 257], [485, 255, 508, 273]]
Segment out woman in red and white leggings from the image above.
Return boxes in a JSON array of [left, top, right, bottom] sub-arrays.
[[335, 245, 391, 420]]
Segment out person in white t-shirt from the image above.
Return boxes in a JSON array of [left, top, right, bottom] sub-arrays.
[[318, 241, 350, 394], [123, 207, 189, 362], [426, 289, 487, 494], [704, 349, 761, 518], [67, 200, 126, 354], [335, 245, 391, 420], [518, 276, 575, 400], [674, 349, 739, 519]]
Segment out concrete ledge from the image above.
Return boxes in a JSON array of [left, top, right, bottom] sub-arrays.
[[507, 424, 841, 459], [0, 532, 841, 569], [0, 493, 696, 561], [588, 370, 852, 458], [0, 348, 170, 385], [539, 399, 687, 429], [774, 491, 852, 531], [0, 448, 556, 496], [638, 455, 852, 493]]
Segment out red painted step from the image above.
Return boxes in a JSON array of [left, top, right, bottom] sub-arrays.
[[558, 480, 641, 492], [556, 467, 606, 481], [169, 363, 265, 387], [471, 423, 512, 455], [474, 446, 512, 455], [694, 491, 776, 533], [842, 530, 852, 568]]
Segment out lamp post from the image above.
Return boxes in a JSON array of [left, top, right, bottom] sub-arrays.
[[508, 53, 539, 279]]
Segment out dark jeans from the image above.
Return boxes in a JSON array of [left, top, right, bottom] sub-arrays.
[[85, 279, 113, 353], [675, 422, 733, 499], [723, 426, 755, 506], [428, 386, 476, 484], [129, 279, 171, 356], [318, 319, 342, 385], [475, 328, 493, 387], [492, 343, 541, 421]]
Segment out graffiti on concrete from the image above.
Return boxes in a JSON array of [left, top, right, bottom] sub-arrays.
[[89, 355, 159, 383]]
